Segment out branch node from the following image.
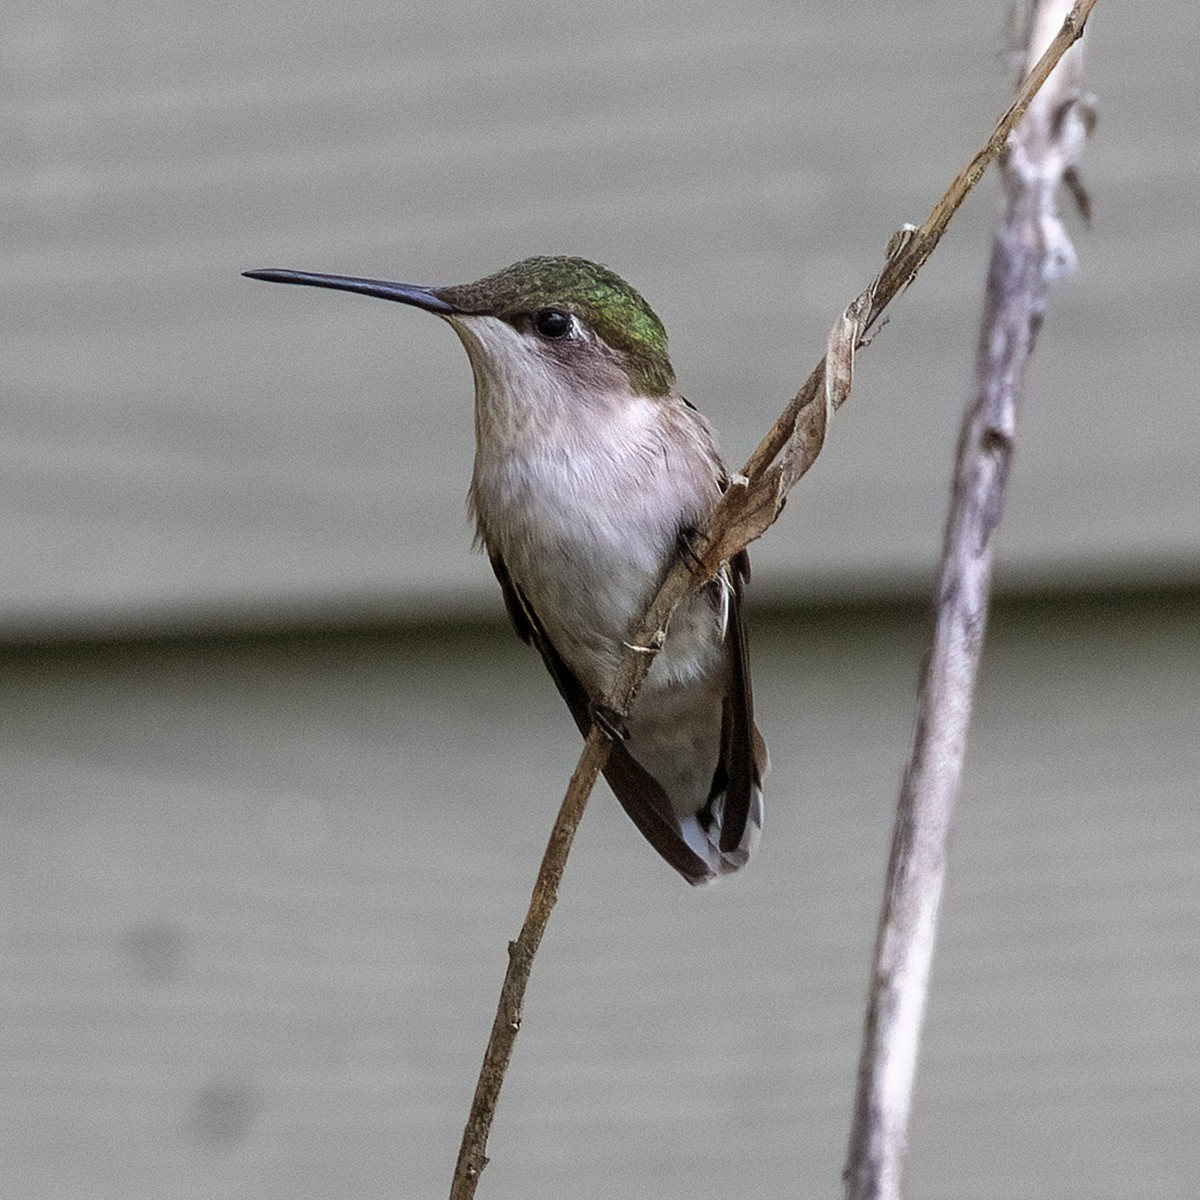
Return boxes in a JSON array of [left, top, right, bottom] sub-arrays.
[[620, 634, 663, 654]]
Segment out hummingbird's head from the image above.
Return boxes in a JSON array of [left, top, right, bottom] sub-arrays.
[[243, 256, 675, 399], [435, 257, 674, 398]]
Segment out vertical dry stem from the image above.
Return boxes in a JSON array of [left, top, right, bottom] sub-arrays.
[[843, 4, 1093, 1197]]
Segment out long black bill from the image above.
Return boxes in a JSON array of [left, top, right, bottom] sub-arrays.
[[242, 268, 457, 314]]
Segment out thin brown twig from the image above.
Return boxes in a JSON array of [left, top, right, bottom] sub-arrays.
[[843, 2, 1095, 1197], [448, 3, 1099, 1195]]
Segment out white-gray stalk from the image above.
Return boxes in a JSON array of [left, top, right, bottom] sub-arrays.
[[843, 3, 1093, 1196]]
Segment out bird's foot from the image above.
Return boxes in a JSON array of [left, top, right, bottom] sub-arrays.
[[589, 701, 629, 742]]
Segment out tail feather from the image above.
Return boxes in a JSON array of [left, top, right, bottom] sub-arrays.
[[486, 548, 768, 886], [681, 780, 765, 881]]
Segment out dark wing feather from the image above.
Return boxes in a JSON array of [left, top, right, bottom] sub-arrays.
[[489, 552, 537, 646], [714, 549, 763, 855], [487, 552, 714, 884]]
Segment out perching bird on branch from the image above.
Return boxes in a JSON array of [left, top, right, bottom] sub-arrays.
[[245, 256, 767, 885]]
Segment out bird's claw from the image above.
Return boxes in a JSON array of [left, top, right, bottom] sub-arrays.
[[590, 701, 629, 742]]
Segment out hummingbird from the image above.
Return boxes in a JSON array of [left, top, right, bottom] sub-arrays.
[[244, 256, 766, 885]]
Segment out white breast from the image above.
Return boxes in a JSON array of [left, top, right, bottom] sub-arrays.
[[456, 315, 724, 695]]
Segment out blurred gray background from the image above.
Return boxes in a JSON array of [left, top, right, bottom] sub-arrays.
[[3, 2, 1197, 1198]]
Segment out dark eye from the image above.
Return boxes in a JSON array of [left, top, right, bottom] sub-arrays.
[[533, 308, 572, 339]]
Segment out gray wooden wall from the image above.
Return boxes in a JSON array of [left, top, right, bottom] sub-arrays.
[[5, 0, 1198, 637], [4, 2, 1198, 1197], [4, 596, 1198, 1199]]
